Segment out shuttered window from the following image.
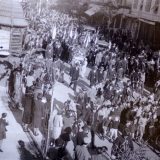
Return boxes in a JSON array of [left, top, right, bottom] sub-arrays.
[[145, 0, 152, 12]]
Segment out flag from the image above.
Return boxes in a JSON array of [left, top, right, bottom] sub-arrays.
[[52, 25, 57, 39], [86, 32, 90, 48], [69, 24, 73, 39], [84, 32, 88, 45], [63, 28, 67, 40], [95, 36, 98, 44], [39, 0, 42, 15], [74, 29, 78, 40], [95, 29, 99, 44]]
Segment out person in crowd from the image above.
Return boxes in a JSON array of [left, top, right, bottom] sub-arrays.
[[18, 140, 38, 160], [32, 93, 44, 136], [97, 66, 105, 84], [69, 63, 80, 91], [81, 58, 88, 78], [51, 110, 63, 142], [95, 51, 103, 67], [41, 94, 51, 137], [75, 137, 91, 160], [137, 114, 148, 142], [109, 116, 120, 141], [22, 86, 34, 132], [88, 66, 98, 87], [111, 129, 134, 160], [0, 113, 8, 152]]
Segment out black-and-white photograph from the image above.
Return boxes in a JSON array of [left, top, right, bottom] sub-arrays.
[[0, 0, 160, 159]]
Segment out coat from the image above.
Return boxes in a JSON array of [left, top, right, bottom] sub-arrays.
[[70, 66, 80, 81], [22, 94, 34, 124], [0, 118, 8, 140], [95, 53, 103, 66], [33, 99, 44, 128], [88, 70, 98, 86], [97, 70, 104, 83]]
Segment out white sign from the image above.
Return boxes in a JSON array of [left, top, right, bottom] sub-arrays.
[[0, 30, 10, 50]]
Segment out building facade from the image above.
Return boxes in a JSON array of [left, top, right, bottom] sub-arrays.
[[116, 0, 160, 49]]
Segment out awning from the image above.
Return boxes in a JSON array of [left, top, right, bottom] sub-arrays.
[[83, 25, 96, 31], [139, 18, 155, 25], [97, 40, 109, 47], [0, 51, 10, 56], [85, 4, 102, 16]]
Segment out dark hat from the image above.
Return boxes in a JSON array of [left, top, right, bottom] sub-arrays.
[[18, 140, 25, 147], [2, 113, 7, 118]]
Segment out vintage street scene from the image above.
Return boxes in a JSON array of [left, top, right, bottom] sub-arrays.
[[0, 0, 160, 160]]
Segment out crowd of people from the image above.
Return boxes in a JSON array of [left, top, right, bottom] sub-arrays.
[[7, 1, 160, 160]]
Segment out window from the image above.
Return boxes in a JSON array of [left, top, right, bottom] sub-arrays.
[[145, 0, 152, 12], [153, 0, 160, 14], [133, 0, 138, 9], [140, 0, 144, 10]]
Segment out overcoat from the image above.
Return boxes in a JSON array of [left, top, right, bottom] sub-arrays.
[[0, 118, 8, 140], [33, 99, 44, 128], [22, 93, 34, 124], [70, 66, 80, 81]]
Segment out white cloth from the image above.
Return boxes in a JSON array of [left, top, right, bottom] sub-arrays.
[[52, 114, 63, 139]]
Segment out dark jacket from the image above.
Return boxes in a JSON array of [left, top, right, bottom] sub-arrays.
[[0, 118, 8, 140], [70, 66, 80, 81], [22, 93, 34, 124]]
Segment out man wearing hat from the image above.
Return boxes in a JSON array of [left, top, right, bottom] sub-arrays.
[[69, 63, 80, 91], [97, 66, 105, 84], [22, 86, 34, 132]]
